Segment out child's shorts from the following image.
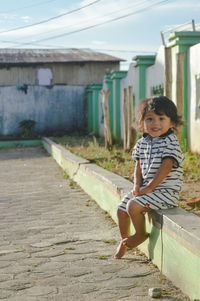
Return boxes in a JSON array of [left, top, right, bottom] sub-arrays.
[[118, 190, 178, 212]]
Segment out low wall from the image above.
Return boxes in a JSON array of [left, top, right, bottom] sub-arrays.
[[42, 137, 200, 300], [0, 139, 41, 148]]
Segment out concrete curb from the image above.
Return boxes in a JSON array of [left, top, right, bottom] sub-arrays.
[[42, 137, 200, 300]]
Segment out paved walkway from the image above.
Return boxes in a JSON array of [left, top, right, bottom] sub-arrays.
[[0, 146, 189, 301]]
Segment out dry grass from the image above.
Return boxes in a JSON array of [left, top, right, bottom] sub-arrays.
[[52, 134, 135, 181], [52, 134, 200, 216]]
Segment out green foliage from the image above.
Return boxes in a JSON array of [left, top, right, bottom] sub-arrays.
[[65, 247, 75, 250], [63, 172, 69, 180], [98, 255, 108, 260], [69, 179, 77, 188], [104, 239, 117, 245], [183, 152, 200, 182], [18, 119, 36, 137], [151, 84, 164, 96]]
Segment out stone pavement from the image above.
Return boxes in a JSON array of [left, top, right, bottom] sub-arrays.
[[0, 146, 190, 301]]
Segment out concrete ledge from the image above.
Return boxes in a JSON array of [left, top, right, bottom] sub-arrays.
[[42, 137, 200, 300]]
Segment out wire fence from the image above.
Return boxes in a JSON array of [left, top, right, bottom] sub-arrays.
[[160, 19, 199, 46]]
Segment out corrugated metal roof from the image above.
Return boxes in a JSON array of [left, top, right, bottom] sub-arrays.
[[0, 48, 124, 64]]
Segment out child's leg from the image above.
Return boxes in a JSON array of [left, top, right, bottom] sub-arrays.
[[114, 208, 130, 259], [122, 200, 149, 248], [117, 208, 130, 239]]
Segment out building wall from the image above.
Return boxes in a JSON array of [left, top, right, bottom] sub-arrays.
[[146, 46, 165, 97], [0, 85, 86, 135], [121, 63, 136, 89], [0, 62, 119, 86], [188, 43, 200, 152]]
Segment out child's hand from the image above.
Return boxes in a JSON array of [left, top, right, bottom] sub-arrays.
[[132, 185, 140, 196]]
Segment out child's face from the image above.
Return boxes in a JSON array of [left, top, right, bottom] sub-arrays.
[[143, 111, 174, 138]]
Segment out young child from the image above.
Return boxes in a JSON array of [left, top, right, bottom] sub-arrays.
[[114, 96, 184, 259]]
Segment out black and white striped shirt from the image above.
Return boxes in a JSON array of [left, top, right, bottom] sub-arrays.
[[132, 129, 184, 193]]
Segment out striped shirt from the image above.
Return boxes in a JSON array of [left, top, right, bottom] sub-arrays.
[[132, 129, 184, 193], [118, 129, 185, 211]]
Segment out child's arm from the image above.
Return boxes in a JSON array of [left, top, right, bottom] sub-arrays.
[[133, 160, 143, 196], [138, 158, 174, 196]]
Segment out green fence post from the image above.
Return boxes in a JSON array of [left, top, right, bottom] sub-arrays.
[[111, 70, 127, 140], [91, 83, 102, 135], [105, 74, 114, 137], [87, 86, 93, 133]]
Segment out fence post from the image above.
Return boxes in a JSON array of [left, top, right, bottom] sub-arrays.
[[128, 85, 137, 149], [100, 89, 112, 150], [164, 47, 172, 99], [123, 86, 136, 151], [176, 52, 185, 147], [110, 70, 127, 141], [123, 88, 128, 151]]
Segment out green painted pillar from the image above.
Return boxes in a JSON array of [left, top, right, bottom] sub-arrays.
[[105, 74, 114, 136], [111, 70, 127, 140], [168, 31, 200, 150], [87, 87, 93, 133], [134, 55, 156, 105], [91, 83, 102, 135]]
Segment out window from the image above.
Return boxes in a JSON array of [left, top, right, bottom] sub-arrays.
[[37, 68, 53, 86]]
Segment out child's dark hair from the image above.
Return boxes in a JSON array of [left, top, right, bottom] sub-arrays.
[[136, 95, 183, 132]]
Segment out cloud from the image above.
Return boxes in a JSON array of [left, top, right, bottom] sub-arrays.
[[20, 16, 32, 23], [91, 40, 107, 46], [0, 13, 17, 20]]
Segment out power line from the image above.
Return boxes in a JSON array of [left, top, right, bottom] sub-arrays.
[[0, 0, 172, 49], [26, 0, 172, 45], [11, 0, 149, 41], [94, 48, 156, 54], [0, 0, 57, 13], [0, 0, 102, 35], [1, 0, 171, 48]]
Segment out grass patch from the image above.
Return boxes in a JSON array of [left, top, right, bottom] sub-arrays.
[[65, 247, 76, 251], [51, 134, 200, 216], [182, 152, 200, 182], [98, 255, 109, 260], [69, 179, 77, 188], [52, 134, 200, 183], [104, 239, 117, 245], [52, 134, 134, 181]]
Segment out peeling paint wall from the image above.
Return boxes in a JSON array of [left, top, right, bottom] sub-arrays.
[[0, 85, 87, 135]]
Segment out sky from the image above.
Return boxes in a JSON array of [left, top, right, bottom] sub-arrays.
[[0, 0, 200, 69]]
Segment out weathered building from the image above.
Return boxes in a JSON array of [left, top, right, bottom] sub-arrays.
[[0, 48, 123, 135]]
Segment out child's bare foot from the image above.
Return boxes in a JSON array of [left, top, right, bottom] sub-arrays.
[[122, 233, 149, 249], [114, 240, 127, 259]]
